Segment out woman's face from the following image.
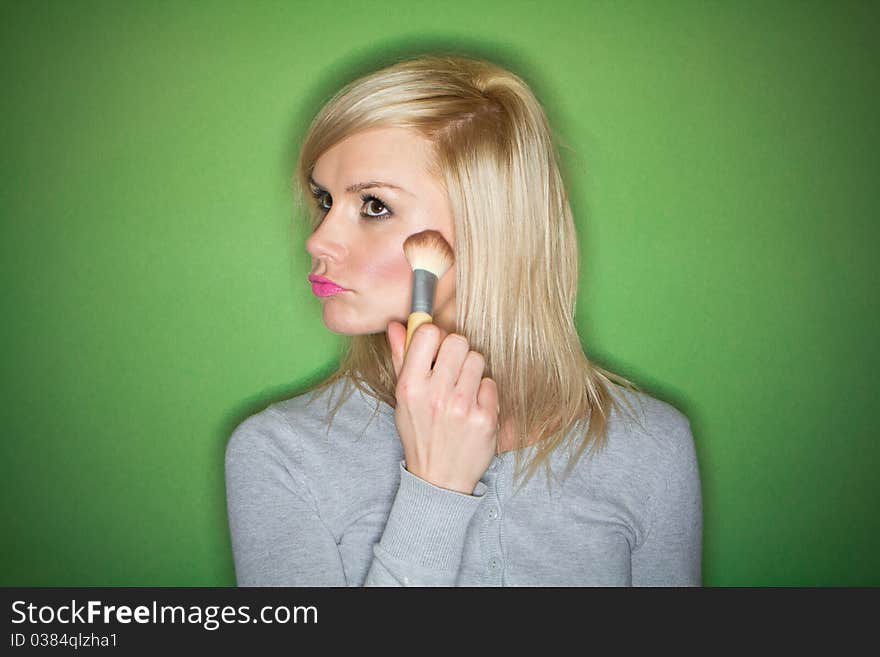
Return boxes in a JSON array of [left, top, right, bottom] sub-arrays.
[[305, 127, 456, 336]]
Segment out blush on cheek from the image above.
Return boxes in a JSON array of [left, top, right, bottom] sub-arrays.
[[363, 254, 412, 283], [362, 254, 413, 320]]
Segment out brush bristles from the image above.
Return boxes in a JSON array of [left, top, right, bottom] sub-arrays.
[[403, 229, 454, 278]]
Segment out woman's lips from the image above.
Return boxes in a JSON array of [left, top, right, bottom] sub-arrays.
[[309, 274, 349, 297]]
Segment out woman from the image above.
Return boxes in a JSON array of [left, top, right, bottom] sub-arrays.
[[225, 54, 703, 586]]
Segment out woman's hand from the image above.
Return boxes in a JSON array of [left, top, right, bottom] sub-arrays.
[[386, 320, 500, 495]]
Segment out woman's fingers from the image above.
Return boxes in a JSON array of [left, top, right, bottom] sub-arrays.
[[453, 350, 486, 404], [477, 376, 500, 419], [399, 322, 440, 383], [430, 334, 470, 393], [392, 323, 492, 420]]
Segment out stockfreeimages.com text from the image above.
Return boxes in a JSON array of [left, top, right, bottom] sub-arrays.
[[11, 600, 317, 631]]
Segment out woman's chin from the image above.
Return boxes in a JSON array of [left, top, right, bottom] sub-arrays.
[[321, 311, 380, 336], [318, 296, 407, 336]]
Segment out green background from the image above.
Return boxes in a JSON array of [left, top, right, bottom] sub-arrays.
[[1, 0, 877, 586]]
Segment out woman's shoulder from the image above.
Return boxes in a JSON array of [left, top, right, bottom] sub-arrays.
[[224, 397, 303, 468], [559, 382, 698, 503], [601, 382, 696, 463], [225, 376, 392, 463]]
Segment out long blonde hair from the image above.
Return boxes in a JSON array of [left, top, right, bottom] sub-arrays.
[[293, 53, 644, 491]]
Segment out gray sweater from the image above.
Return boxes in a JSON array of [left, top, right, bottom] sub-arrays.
[[224, 378, 702, 586]]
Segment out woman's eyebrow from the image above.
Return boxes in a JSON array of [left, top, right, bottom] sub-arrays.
[[308, 175, 412, 196]]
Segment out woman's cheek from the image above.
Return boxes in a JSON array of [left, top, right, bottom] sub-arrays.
[[368, 255, 413, 318], [361, 251, 412, 288]]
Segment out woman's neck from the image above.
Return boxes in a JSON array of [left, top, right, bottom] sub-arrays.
[[496, 415, 541, 455]]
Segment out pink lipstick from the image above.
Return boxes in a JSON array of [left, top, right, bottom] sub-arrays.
[[309, 274, 350, 297]]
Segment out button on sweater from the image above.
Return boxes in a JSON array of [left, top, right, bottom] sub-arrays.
[[224, 378, 703, 586]]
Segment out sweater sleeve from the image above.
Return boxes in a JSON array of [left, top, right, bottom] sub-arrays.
[[363, 460, 486, 586], [224, 409, 485, 586], [630, 418, 703, 586]]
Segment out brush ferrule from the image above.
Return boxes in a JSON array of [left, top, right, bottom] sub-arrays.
[[410, 268, 438, 314]]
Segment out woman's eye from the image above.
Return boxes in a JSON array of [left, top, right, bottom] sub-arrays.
[[361, 194, 391, 220], [311, 189, 392, 222]]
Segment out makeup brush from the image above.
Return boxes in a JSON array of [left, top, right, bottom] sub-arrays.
[[403, 229, 455, 357]]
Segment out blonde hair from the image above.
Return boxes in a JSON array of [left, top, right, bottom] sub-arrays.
[[293, 53, 645, 492]]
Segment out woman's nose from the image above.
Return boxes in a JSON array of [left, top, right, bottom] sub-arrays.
[[305, 211, 349, 262]]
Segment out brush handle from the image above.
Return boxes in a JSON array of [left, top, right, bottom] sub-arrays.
[[405, 311, 433, 357]]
